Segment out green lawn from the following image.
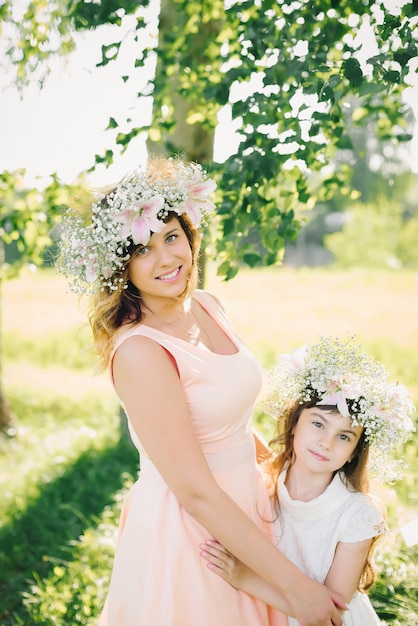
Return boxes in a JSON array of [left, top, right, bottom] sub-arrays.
[[1, 267, 417, 625]]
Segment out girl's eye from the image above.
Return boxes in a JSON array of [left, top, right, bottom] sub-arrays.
[[312, 421, 323, 429], [339, 434, 350, 442]]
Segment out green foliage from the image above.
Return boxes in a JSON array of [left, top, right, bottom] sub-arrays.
[[0, 388, 138, 625], [0, 170, 87, 280], [2, 0, 417, 279], [0, 0, 144, 86], [0, 1, 75, 86], [324, 202, 418, 269], [3, 328, 96, 370], [21, 502, 130, 625], [370, 538, 418, 625], [397, 214, 418, 266], [208, 1, 417, 277]]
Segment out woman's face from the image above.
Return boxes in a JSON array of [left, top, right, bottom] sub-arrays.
[[127, 217, 193, 302], [292, 406, 363, 475]]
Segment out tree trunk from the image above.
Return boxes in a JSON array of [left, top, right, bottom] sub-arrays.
[[0, 385, 16, 436], [147, 0, 216, 162], [147, 0, 219, 288]]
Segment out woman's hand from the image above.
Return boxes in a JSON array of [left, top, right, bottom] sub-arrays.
[[287, 577, 346, 626]]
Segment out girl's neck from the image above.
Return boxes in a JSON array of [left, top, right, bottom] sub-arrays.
[[284, 463, 334, 502]]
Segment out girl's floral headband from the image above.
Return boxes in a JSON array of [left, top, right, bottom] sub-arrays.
[[266, 336, 416, 479], [57, 161, 217, 294]]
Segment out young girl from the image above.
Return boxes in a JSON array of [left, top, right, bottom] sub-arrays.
[[200, 336, 415, 625], [57, 158, 346, 626]]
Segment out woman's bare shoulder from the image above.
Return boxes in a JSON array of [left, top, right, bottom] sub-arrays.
[[195, 289, 225, 311], [114, 333, 168, 366]]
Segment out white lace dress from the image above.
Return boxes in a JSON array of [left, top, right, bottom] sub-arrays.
[[275, 470, 387, 626]]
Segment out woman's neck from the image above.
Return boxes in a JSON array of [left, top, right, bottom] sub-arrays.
[[141, 296, 190, 319]]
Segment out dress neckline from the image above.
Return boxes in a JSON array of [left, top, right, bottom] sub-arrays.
[[139, 291, 240, 356]]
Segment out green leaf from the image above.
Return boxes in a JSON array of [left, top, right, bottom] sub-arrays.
[[96, 42, 121, 68], [343, 58, 363, 88], [394, 45, 417, 67], [222, 217, 235, 236], [385, 70, 401, 84], [336, 135, 353, 150], [92, 150, 114, 168], [106, 117, 119, 130], [216, 261, 238, 281], [242, 253, 261, 268], [396, 133, 413, 143]]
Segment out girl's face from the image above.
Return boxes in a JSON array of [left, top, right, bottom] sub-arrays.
[[292, 407, 363, 475], [128, 217, 193, 302]]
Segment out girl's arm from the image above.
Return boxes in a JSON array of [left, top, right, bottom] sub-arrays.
[[325, 538, 372, 603], [200, 537, 373, 613], [200, 540, 294, 615], [113, 336, 346, 626]]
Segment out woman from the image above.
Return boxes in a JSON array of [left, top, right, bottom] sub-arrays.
[[58, 156, 345, 626]]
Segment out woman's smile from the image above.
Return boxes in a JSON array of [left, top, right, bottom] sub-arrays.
[[156, 266, 182, 281]]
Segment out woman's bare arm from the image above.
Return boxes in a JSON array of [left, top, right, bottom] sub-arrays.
[[113, 336, 346, 626]]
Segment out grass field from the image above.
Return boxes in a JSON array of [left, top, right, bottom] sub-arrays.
[[1, 266, 417, 625]]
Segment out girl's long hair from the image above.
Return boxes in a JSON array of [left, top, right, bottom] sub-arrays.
[[267, 399, 386, 592]]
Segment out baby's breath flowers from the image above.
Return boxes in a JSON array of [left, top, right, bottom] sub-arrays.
[[57, 161, 216, 295], [266, 336, 416, 479]]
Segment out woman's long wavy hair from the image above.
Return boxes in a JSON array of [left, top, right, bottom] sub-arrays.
[[88, 208, 201, 371], [266, 399, 386, 593]]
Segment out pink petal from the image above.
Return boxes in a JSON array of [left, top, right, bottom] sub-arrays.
[[114, 209, 134, 239], [188, 178, 217, 197], [183, 200, 202, 226], [140, 196, 164, 216], [131, 216, 152, 245], [131, 214, 164, 244]]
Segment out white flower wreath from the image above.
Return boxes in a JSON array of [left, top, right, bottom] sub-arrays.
[[57, 160, 216, 294], [266, 336, 416, 479]]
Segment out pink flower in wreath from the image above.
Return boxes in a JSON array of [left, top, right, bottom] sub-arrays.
[[183, 173, 217, 226], [318, 378, 361, 418], [115, 196, 165, 245], [373, 384, 415, 432]]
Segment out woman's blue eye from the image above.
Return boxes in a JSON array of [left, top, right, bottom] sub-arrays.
[[136, 246, 149, 256], [166, 234, 177, 243]]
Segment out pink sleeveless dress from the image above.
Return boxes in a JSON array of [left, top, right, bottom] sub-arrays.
[[98, 290, 284, 626]]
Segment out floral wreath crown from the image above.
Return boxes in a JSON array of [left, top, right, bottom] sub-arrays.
[[57, 160, 217, 294], [266, 336, 415, 478]]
